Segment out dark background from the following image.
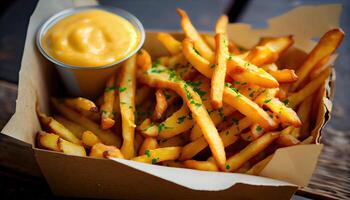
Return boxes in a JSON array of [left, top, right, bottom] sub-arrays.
[[0, 0, 349, 199]]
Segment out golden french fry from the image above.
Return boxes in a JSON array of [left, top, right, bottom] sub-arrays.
[[131, 147, 182, 164], [138, 118, 158, 137], [38, 112, 81, 144], [58, 138, 86, 157], [153, 89, 168, 121], [134, 133, 144, 153], [310, 55, 331, 79], [202, 34, 216, 50], [119, 55, 137, 159], [135, 85, 152, 106], [287, 67, 331, 108], [225, 132, 280, 172], [82, 130, 101, 148], [215, 15, 228, 34], [37, 131, 60, 151], [291, 29, 344, 91], [258, 36, 294, 55], [101, 75, 116, 129], [241, 124, 265, 141], [51, 98, 121, 147], [63, 97, 98, 113], [300, 135, 314, 144], [54, 115, 86, 139], [159, 134, 187, 148], [211, 33, 228, 109], [292, 95, 313, 139], [137, 49, 226, 168], [246, 154, 273, 175], [183, 160, 219, 171], [262, 64, 298, 83], [157, 32, 182, 55], [90, 143, 123, 159], [277, 134, 300, 147], [181, 117, 251, 160], [138, 137, 158, 156], [177, 8, 214, 62]]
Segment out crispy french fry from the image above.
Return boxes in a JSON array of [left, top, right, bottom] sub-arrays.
[[159, 134, 187, 148], [138, 118, 158, 137], [258, 36, 293, 55], [202, 34, 216, 50], [54, 115, 86, 139], [225, 132, 280, 172], [63, 97, 98, 113], [310, 55, 331, 79], [90, 143, 123, 159], [37, 131, 60, 151], [134, 133, 144, 153], [157, 32, 182, 55], [135, 85, 152, 106], [277, 134, 300, 147], [51, 98, 121, 147], [183, 160, 219, 171], [101, 76, 116, 129], [131, 147, 182, 164], [153, 89, 168, 121], [241, 124, 265, 141], [177, 8, 214, 62], [292, 95, 313, 139], [211, 33, 228, 109], [291, 29, 344, 91], [139, 137, 158, 156], [246, 154, 273, 175], [58, 138, 86, 156], [262, 64, 298, 83], [181, 117, 251, 160], [137, 49, 226, 168], [119, 55, 137, 159], [215, 15, 228, 34], [38, 112, 81, 144], [287, 67, 331, 108], [82, 130, 101, 148]]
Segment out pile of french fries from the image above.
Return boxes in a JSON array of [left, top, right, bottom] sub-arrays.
[[37, 9, 344, 174]]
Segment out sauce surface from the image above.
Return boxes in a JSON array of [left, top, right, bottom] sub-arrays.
[[42, 9, 140, 67]]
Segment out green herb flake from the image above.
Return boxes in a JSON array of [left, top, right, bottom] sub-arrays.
[[283, 99, 289, 106], [234, 81, 241, 85], [145, 149, 151, 157], [119, 87, 126, 92], [193, 47, 201, 56], [226, 164, 231, 170], [210, 64, 215, 69], [193, 87, 206, 97], [152, 59, 161, 68], [218, 107, 224, 118], [264, 99, 272, 104], [177, 116, 186, 124], [143, 123, 155, 132], [232, 117, 239, 125], [151, 157, 158, 164], [105, 86, 116, 92], [256, 125, 263, 132]]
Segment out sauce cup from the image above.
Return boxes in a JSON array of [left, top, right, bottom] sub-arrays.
[[36, 6, 145, 98]]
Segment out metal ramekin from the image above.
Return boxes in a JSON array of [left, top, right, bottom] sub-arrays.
[[36, 6, 145, 98]]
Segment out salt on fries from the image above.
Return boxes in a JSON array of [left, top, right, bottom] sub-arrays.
[[36, 9, 344, 175]]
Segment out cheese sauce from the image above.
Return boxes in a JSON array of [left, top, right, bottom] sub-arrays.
[[42, 9, 140, 67]]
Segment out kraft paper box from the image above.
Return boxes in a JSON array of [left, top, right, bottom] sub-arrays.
[[1, 0, 341, 199]]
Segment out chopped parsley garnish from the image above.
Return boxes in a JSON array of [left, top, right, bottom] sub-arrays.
[[152, 59, 161, 68], [232, 117, 239, 125], [244, 62, 251, 67], [145, 150, 151, 157], [241, 82, 248, 86], [193, 47, 201, 56], [264, 99, 272, 104], [164, 92, 172, 100], [187, 113, 193, 120], [269, 114, 273, 119], [226, 164, 231, 170], [228, 55, 233, 61], [186, 81, 202, 87], [190, 99, 201, 108], [143, 123, 155, 132], [105, 86, 116, 92], [168, 69, 178, 81], [193, 87, 206, 97], [256, 125, 263, 132], [119, 87, 126, 92], [249, 91, 255, 98], [177, 116, 186, 124], [210, 64, 215, 69], [158, 123, 171, 134], [283, 99, 289, 106], [225, 83, 241, 97], [183, 84, 192, 100], [218, 107, 224, 118], [151, 157, 159, 164]]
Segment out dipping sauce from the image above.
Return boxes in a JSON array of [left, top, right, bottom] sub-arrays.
[[42, 9, 140, 67]]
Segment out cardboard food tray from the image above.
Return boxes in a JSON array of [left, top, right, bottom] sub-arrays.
[[1, 0, 341, 199]]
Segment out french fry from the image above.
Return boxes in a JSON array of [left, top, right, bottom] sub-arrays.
[[82, 130, 101, 148], [157, 32, 182, 55], [137, 49, 226, 168], [277, 134, 300, 147], [139, 137, 158, 156], [153, 89, 168, 121], [180, 117, 251, 161], [262, 64, 298, 83], [37, 131, 60, 151], [177, 8, 214, 62], [241, 124, 265, 141], [291, 95, 313, 139], [54, 115, 86, 139], [215, 15, 228, 34], [135, 85, 152, 106], [58, 138, 86, 156], [291, 29, 344, 91], [310, 55, 331, 79], [90, 143, 124, 159], [119, 55, 137, 159], [159, 134, 187, 148], [100, 76, 116, 129], [51, 98, 121, 147], [246, 154, 273, 175], [63, 97, 98, 113], [287, 67, 331, 108], [138, 118, 158, 137], [202, 34, 216, 50], [210, 33, 228, 109], [131, 147, 182, 164], [134, 133, 144, 153], [38, 112, 81, 144], [183, 160, 219, 171], [225, 132, 280, 172]]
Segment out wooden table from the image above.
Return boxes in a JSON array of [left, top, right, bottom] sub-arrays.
[[0, 0, 349, 199]]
